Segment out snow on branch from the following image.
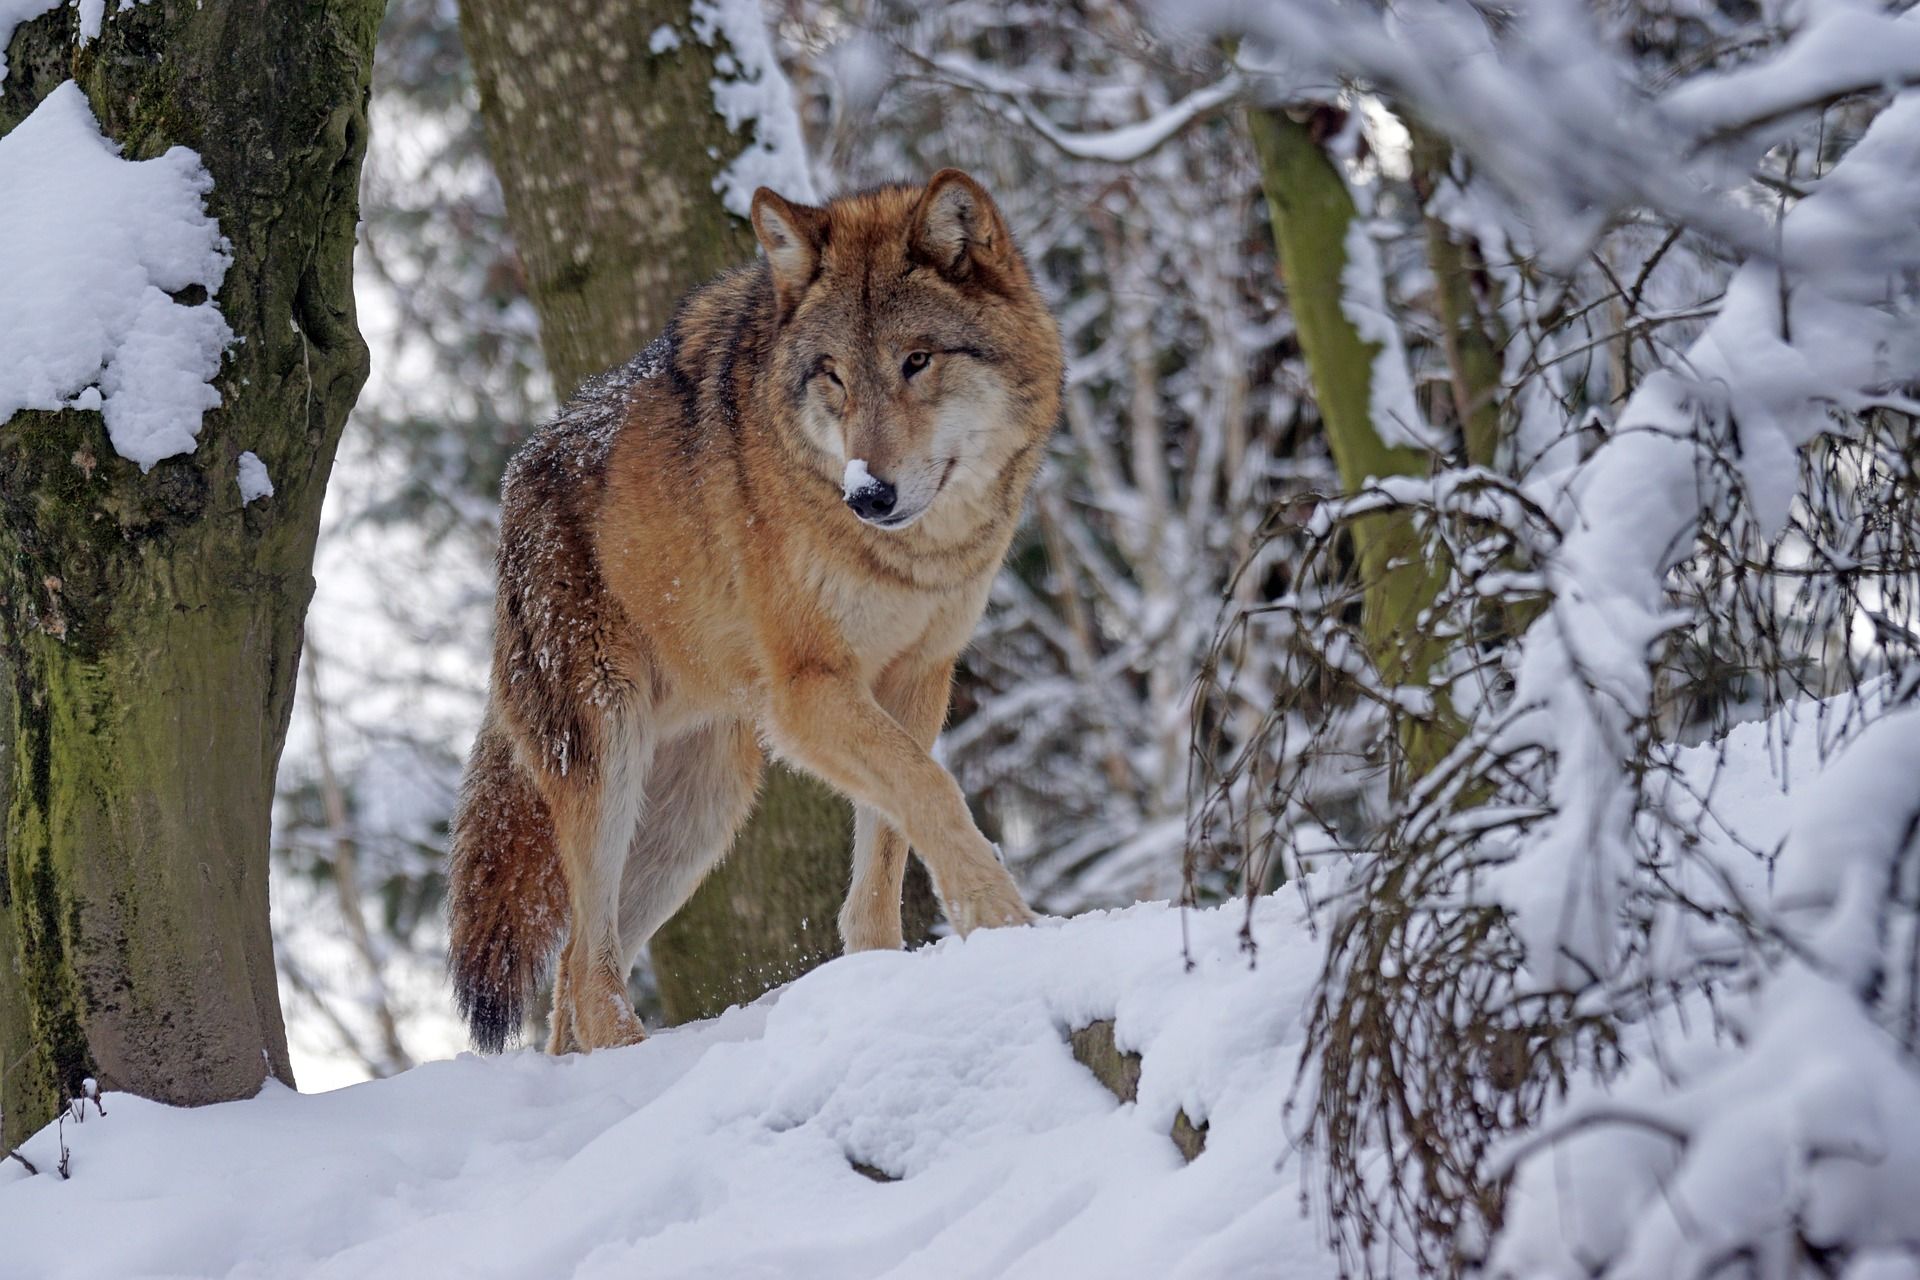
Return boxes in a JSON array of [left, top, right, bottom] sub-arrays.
[[925, 55, 1242, 163], [1180, 2, 1920, 1271], [1494, 707, 1920, 1276], [1186, 0, 1920, 264], [0, 81, 233, 470], [1493, 85, 1920, 985], [1662, 2, 1920, 143]]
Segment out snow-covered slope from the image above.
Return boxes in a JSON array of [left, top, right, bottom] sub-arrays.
[[1, 894, 1335, 1280]]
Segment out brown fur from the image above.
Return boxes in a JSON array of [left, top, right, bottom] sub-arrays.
[[447, 171, 1064, 1052]]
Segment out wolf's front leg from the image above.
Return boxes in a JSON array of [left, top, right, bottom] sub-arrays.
[[770, 664, 1034, 941], [842, 805, 910, 953]]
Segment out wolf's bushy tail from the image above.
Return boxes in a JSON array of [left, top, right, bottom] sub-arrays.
[[447, 708, 567, 1052]]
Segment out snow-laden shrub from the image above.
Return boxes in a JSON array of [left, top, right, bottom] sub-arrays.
[[1185, 1, 1920, 1274]]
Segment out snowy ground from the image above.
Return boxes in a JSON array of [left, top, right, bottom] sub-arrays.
[[6, 696, 1909, 1276], [1, 893, 1336, 1280]]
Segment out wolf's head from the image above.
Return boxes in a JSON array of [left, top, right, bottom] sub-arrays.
[[749, 171, 1061, 533]]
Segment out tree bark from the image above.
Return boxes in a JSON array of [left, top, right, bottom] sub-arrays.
[[459, 0, 757, 398], [1246, 106, 1456, 781], [462, 0, 922, 1028], [1409, 127, 1506, 471], [0, 0, 381, 1145]]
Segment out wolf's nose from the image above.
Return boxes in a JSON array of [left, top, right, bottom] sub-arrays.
[[847, 480, 897, 521]]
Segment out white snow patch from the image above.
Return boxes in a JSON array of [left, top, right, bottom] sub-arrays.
[[647, 22, 680, 54], [842, 456, 872, 498], [0, 894, 1337, 1279], [236, 450, 272, 504], [691, 0, 818, 214], [0, 81, 232, 470], [74, 0, 148, 43], [1340, 216, 1440, 452]]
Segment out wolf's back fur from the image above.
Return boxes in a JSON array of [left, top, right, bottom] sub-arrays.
[[447, 173, 1063, 1053]]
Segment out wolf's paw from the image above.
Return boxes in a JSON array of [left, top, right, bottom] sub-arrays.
[[839, 911, 906, 954], [561, 978, 648, 1053], [948, 884, 1038, 937], [583, 997, 648, 1051]]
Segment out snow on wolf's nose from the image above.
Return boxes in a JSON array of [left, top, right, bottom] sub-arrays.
[[842, 457, 897, 521]]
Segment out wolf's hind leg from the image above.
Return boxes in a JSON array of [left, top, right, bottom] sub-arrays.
[[615, 718, 763, 968], [549, 706, 655, 1052], [546, 938, 579, 1054]]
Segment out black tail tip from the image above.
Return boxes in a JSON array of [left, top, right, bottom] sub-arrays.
[[452, 971, 523, 1055]]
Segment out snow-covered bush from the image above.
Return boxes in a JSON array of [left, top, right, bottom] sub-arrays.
[[1181, 1, 1920, 1274]]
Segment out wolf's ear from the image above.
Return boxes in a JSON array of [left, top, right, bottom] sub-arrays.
[[751, 188, 828, 311], [909, 169, 1010, 282]]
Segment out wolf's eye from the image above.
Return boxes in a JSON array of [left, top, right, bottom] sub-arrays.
[[902, 350, 931, 378], [817, 357, 842, 389]]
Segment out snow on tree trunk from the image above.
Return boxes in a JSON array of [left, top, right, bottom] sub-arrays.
[[0, 0, 381, 1145]]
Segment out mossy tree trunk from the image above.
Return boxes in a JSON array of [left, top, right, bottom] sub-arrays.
[[0, 0, 381, 1146], [463, 0, 924, 1027], [1247, 106, 1456, 782]]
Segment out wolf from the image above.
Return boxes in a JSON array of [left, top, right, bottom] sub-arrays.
[[446, 171, 1064, 1053]]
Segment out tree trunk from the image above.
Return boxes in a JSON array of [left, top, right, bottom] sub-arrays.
[[459, 0, 759, 399], [462, 0, 920, 1028], [1409, 127, 1506, 472], [0, 0, 380, 1146], [1246, 106, 1455, 781]]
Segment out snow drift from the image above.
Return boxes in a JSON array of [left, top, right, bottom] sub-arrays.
[[1, 894, 1333, 1279]]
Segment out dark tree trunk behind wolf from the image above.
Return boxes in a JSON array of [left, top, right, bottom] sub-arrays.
[[458, 1, 759, 402], [0, 1, 381, 1146], [462, 0, 932, 1026]]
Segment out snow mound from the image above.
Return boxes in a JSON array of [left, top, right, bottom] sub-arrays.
[[0, 81, 232, 471], [0, 894, 1335, 1279]]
